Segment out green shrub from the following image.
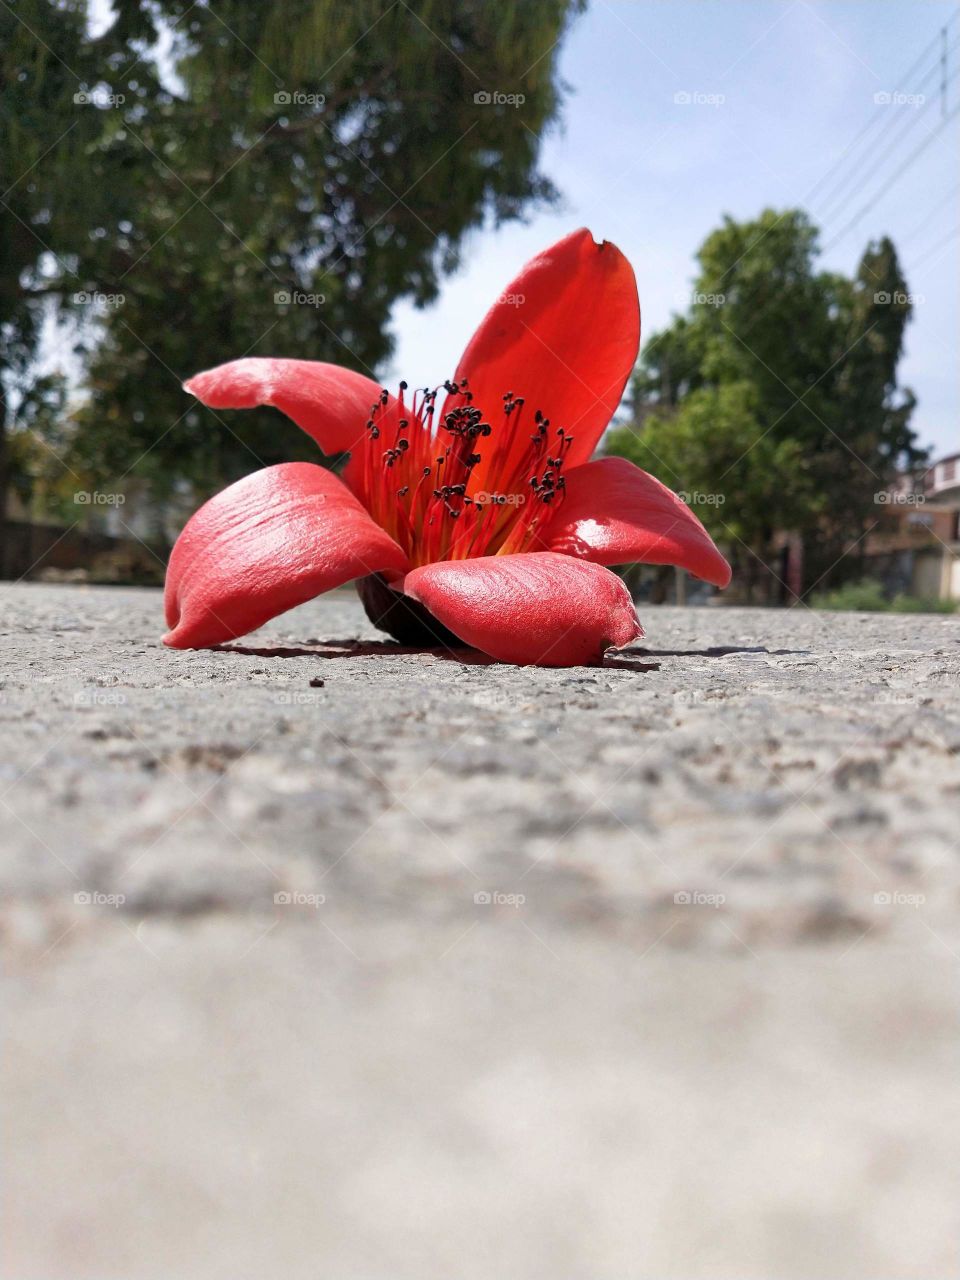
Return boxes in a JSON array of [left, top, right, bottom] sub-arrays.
[[811, 579, 958, 613], [890, 593, 958, 614], [811, 580, 888, 611]]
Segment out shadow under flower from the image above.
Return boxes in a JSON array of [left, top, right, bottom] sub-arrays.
[[210, 641, 804, 670], [215, 639, 664, 671], [214, 639, 495, 664], [627, 644, 812, 658]]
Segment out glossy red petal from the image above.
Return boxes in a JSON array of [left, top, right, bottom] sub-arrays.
[[183, 358, 381, 456], [163, 463, 408, 649], [444, 228, 640, 494], [403, 552, 643, 667], [541, 457, 732, 588]]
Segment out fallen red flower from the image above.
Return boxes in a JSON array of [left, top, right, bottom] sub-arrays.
[[164, 229, 731, 665]]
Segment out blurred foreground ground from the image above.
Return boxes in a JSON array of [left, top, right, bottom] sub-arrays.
[[1, 585, 958, 1280]]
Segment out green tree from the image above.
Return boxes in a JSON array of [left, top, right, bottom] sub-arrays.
[[612, 209, 922, 596], [1, 0, 163, 565], [1, 0, 580, 569], [822, 236, 920, 580], [66, 0, 583, 500], [608, 381, 816, 599]]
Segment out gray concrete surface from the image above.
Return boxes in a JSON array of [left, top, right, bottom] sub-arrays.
[[1, 583, 958, 1280]]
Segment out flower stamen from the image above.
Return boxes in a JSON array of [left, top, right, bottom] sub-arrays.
[[354, 378, 569, 566]]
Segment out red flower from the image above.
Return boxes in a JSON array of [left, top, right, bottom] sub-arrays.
[[164, 229, 730, 666]]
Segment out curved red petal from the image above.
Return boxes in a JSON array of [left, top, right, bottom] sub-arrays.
[[183, 358, 381, 456], [444, 229, 639, 495], [164, 463, 408, 649], [541, 457, 732, 588], [403, 552, 643, 667]]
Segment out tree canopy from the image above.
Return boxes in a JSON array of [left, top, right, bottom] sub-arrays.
[[2, 0, 582, 525], [607, 208, 923, 598]]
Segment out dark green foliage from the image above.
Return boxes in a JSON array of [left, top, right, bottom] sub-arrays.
[[2, 0, 581, 516], [71, 0, 582, 497], [608, 209, 924, 596], [811, 581, 956, 614]]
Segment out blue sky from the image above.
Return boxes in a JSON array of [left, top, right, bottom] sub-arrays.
[[389, 0, 960, 459]]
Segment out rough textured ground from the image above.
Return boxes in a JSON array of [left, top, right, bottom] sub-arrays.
[[2, 583, 958, 1280]]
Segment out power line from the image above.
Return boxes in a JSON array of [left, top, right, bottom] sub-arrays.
[[907, 221, 960, 272], [815, 40, 960, 225], [822, 100, 960, 253], [804, 12, 959, 211], [671, 16, 960, 348], [900, 178, 960, 244]]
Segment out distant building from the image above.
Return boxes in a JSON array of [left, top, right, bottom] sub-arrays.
[[864, 451, 960, 601], [927, 452, 960, 504]]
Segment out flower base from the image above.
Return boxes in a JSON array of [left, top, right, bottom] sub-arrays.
[[356, 573, 465, 649]]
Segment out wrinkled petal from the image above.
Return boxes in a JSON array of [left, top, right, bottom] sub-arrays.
[[164, 463, 408, 648], [403, 551, 642, 667], [540, 457, 732, 588], [184, 357, 381, 456], [443, 228, 640, 495]]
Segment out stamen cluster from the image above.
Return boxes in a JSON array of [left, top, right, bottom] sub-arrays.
[[355, 378, 573, 566]]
